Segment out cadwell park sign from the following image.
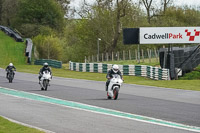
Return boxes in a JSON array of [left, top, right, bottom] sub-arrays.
[[123, 27, 200, 80], [123, 27, 200, 44]]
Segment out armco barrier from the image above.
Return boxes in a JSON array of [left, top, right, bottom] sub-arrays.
[[25, 38, 33, 63], [0, 25, 23, 42], [69, 61, 170, 80], [35, 59, 62, 68]]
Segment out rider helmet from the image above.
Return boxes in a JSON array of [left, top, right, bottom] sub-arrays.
[[112, 64, 119, 73], [43, 62, 48, 68], [9, 63, 13, 67]]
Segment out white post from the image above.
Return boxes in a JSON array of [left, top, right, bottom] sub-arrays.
[[142, 49, 144, 62], [129, 50, 131, 60], [97, 38, 101, 62], [117, 51, 119, 61], [138, 44, 140, 63], [112, 52, 114, 61], [135, 49, 137, 62], [106, 53, 109, 61], [123, 50, 125, 60], [92, 55, 94, 62]]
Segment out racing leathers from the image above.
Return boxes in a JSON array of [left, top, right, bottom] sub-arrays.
[[38, 66, 52, 82]]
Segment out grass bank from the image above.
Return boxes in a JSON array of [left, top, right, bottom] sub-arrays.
[[0, 31, 26, 65], [179, 66, 200, 80], [0, 116, 44, 133]]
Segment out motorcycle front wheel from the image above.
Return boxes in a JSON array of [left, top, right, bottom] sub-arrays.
[[113, 88, 119, 100], [8, 74, 13, 83], [43, 80, 49, 91]]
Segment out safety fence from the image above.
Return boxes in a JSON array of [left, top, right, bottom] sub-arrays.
[[85, 49, 159, 63], [69, 61, 170, 80], [35, 59, 62, 68]]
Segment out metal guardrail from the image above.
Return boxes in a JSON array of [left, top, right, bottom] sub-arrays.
[[0, 25, 23, 42], [25, 38, 33, 63]]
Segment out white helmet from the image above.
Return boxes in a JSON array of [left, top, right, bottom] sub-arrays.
[[9, 63, 13, 66], [43, 62, 48, 67], [112, 64, 119, 73]]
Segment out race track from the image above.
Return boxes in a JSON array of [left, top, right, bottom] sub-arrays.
[[0, 68, 200, 133]]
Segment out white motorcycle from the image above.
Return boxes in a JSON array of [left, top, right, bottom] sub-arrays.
[[107, 74, 123, 100], [39, 70, 52, 91]]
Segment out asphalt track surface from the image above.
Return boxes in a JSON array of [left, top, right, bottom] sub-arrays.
[[0, 68, 200, 133]]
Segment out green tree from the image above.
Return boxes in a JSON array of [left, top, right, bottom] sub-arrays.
[[0, 0, 19, 26], [15, 0, 65, 37], [63, 0, 200, 62], [63, 0, 148, 62], [0, 0, 3, 23], [152, 6, 200, 27], [33, 35, 63, 60]]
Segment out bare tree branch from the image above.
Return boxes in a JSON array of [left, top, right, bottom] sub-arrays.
[[162, 0, 172, 13], [141, 0, 153, 23]]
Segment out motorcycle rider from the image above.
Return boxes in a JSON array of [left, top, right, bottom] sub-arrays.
[[5, 63, 16, 79], [38, 62, 52, 84], [106, 64, 123, 91]]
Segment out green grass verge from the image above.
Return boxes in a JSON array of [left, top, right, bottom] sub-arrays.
[[0, 31, 26, 65], [0, 116, 44, 133], [179, 65, 200, 80], [0, 64, 199, 91]]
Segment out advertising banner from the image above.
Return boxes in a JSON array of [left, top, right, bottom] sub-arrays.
[[140, 27, 200, 44]]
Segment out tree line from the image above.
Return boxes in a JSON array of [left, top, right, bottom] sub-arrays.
[[0, 0, 200, 63]]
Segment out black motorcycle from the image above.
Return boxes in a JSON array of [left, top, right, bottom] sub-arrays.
[[7, 70, 15, 83]]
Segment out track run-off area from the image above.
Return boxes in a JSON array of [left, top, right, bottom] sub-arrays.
[[0, 68, 200, 133]]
